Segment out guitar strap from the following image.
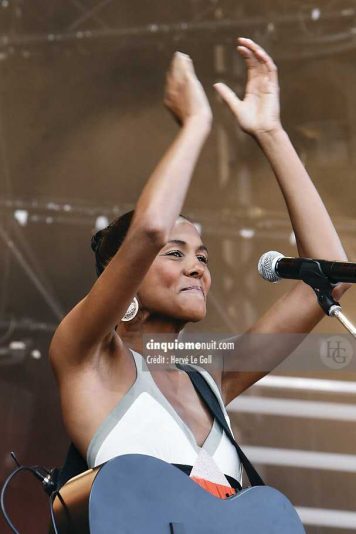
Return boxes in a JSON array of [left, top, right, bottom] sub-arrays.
[[176, 363, 265, 487], [57, 362, 265, 489]]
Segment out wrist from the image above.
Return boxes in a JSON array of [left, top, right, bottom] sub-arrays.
[[184, 113, 212, 135], [254, 125, 286, 145]]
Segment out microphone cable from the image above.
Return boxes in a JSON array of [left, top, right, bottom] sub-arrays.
[[0, 452, 61, 534]]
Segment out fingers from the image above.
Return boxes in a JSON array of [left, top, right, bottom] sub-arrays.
[[237, 45, 259, 71], [168, 51, 195, 83], [164, 50, 212, 127], [174, 51, 193, 63], [237, 37, 278, 82], [165, 51, 199, 102], [165, 52, 194, 104], [213, 82, 241, 115]]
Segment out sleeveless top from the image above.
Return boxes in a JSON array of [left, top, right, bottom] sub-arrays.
[[87, 348, 242, 489]]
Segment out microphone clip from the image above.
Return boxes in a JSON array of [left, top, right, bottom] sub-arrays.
[[299, 262, 340, 315]]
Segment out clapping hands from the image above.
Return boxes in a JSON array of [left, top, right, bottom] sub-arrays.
[[165, 38, 282, 139]]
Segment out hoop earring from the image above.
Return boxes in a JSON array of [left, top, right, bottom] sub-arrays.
[[121, 297, 139, 322]]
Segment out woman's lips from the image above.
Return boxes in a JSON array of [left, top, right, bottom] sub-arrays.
[[180, 286, 204, 297]]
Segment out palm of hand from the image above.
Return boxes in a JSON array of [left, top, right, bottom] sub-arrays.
[[238, 80, 280, 135]]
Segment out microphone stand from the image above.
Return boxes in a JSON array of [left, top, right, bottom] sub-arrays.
[[300, 262, 356, 338]]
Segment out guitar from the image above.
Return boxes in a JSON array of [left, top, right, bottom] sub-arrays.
[[53, 453, 306, 533]]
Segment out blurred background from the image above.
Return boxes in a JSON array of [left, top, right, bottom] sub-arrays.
[[0, 0, 355, 532]]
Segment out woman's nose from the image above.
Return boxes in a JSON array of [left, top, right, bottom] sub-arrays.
[[183, 259, 204, 277]]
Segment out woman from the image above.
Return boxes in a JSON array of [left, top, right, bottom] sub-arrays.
[[50, 38, 350, 498]]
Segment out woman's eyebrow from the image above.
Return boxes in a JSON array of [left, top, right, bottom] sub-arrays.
[[166, 239, 208, 254]]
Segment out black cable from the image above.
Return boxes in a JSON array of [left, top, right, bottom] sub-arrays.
[[1, 457, 61, 534], [0, 465, 38, 533], [49, 492, 59, 534]]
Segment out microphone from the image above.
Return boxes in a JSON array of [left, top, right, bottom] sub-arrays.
[[258, 251, 356, 284]]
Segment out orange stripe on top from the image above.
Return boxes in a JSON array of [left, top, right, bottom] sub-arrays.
[[190, 476, 236, 499]]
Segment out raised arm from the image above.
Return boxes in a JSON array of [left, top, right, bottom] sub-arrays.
[[214, 38, 351, 404], [50, 52, 212, 370]]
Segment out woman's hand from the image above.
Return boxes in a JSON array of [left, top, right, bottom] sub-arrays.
[[164, 51, 212, 129], [214, 38, 282, 137]]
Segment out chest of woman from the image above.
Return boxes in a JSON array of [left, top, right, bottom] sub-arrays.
[[64, 352, 214, 456]]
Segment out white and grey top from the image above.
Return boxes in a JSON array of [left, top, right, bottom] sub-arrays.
[[87, 348, 242, 487]]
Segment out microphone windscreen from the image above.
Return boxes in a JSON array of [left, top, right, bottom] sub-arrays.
[[258, 251, 284, 283]]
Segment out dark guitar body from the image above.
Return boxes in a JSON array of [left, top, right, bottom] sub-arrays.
[[87, 454, 305, 534]]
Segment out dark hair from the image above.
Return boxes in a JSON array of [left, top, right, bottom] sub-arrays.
[[91, 210, 194, 277]]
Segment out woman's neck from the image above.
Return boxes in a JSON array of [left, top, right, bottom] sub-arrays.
[[117, 312, 186, 355]]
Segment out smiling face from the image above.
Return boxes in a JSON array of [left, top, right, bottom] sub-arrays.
[[137, 218, 211, 323]]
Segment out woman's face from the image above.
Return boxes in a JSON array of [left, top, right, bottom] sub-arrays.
[[137, 218, 211, 323]]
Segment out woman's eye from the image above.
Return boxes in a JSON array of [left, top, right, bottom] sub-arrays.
[[167, 250, 183, 258], [166, 251, 208, 264], [198, 255, 208, 264]]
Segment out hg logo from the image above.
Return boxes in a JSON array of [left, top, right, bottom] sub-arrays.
[[320, 336, 354, 369]]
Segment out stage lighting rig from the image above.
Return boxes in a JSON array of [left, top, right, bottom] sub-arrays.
[[1, 0, 356, 61], [0, 339, 29, 366]]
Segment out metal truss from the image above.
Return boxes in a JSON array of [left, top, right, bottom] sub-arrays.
[[1, 3, 356, 61], [0, 222, 64, 320], [66, 0, 115, 31], [2, 197, 356, 239], [1, 195, 355, 337], [0, 317, 56, 335]]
